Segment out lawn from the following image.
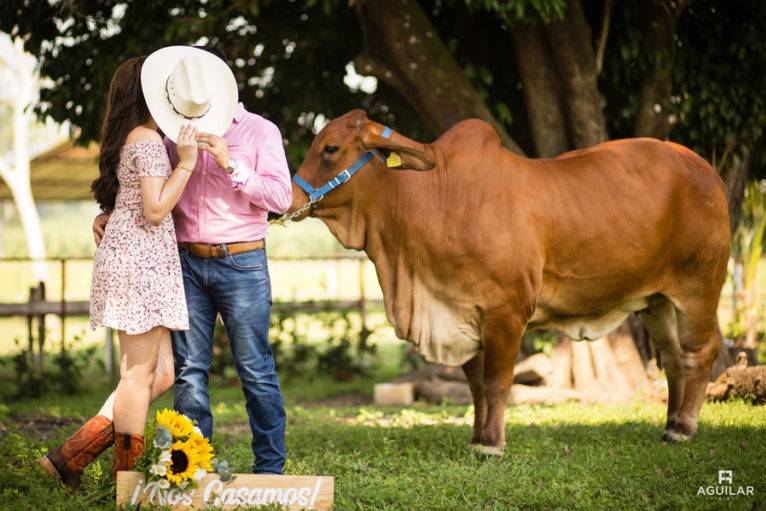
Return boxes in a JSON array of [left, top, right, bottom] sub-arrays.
[[1, 377, 763, 510]]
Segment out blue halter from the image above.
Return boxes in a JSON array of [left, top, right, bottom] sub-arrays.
[[293, 126, 392, 202]]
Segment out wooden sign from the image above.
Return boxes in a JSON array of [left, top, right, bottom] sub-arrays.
[[116, 471, 334, 510]]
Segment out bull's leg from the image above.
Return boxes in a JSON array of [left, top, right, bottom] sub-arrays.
[[475, 315, 524, 455], [462, 353, 485, 444], [639, 298, 686, 439], [667, 301, 721, 442]]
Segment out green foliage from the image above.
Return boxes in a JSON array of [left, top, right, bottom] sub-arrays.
[[4, 0, 765, 171], [521, 329, 558, 355], [1, 0, 412, 169], [468, 0, 567, 22], [210, 310, 377, 384], [269, 311, 377, 382], [672, 0, 766, 168], [0, 335, 100, 399], [729, 180, 766, 345], [733, 181, 766, 279]]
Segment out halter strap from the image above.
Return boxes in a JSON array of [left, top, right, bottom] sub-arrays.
[[293, 126, 392, 202]]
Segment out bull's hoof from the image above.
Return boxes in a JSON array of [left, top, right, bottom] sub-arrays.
[[471, 443, 505, 457], [661, 429, 693, 443]]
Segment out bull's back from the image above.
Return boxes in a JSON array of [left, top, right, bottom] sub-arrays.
[[527, 138, 728, 313]]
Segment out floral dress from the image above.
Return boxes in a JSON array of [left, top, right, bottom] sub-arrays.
[[89, 141, 188, 334]]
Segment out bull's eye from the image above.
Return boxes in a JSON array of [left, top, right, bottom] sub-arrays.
[[323, 145, 339, 155]]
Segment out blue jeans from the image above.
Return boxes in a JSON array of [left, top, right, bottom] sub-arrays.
[[171, 246, 286, 474]]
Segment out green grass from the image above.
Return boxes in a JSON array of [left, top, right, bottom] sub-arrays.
[[1, 376, 763, 510]]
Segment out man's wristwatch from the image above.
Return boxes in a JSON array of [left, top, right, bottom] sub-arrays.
[[223, 157, 239, 175]]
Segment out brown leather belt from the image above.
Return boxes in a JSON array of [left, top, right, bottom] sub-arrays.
[[178, 240, 265, 258]]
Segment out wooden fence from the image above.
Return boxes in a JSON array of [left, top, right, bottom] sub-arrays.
[[0, 255, 384, 381]]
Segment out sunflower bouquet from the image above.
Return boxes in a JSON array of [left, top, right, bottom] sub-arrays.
[[134, 409, 223, 490]]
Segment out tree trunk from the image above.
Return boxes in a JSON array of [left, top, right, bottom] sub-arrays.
[[720, 146, 752, 232], [512, 24, 569, 157], [0, 37, 47, 282], [634, 0, 684, 138], [545, 0, 607, 148], [7, 176, 47, 280], [354, 0, 524, 154]]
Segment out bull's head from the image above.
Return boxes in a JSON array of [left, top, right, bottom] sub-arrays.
[[286, 109, 435, 221]]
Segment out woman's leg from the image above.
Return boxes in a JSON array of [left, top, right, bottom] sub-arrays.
[[112, 326, 173, 476], [113, 326, 166, 434], [96, 329, 175, 419], [41, 328, 175, 488]]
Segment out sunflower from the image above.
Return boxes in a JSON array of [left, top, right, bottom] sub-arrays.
[[187, 431, 215, 471], [155, 409, 194, 438], [165, 439, 205, 486]]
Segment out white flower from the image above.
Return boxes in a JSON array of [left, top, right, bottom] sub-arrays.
[[158, 450, 172, 464], [194, 468, 207, 481], [149, 464, 167, 476], [157, 479, 170, 489]]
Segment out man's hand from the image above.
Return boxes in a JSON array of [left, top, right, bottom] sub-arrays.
[[92, 213, 110, 246], [196, 132, 230, 169]]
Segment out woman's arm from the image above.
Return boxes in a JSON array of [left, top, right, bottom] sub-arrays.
[[140, 124, 198, 226]]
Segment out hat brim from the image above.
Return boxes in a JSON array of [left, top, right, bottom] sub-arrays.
[[141, 46, 238, 143]]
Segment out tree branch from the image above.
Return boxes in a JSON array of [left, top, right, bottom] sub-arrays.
[[355, 0, 524, 154], [595, 0, 613, 75]]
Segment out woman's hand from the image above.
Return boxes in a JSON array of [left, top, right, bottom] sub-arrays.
[[176, 124, 198, 170], [92, 213, 111, 246]]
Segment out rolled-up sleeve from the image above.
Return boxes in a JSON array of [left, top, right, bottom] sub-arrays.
[[231, 122, 292, 214]]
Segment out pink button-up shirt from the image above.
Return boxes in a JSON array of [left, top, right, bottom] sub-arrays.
[[165, 103, 292, 244]]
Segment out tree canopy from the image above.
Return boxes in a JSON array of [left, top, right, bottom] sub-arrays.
[[2, 0, 764, 217]]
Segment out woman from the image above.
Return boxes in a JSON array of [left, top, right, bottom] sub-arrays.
[[40, 56, 198, 488]]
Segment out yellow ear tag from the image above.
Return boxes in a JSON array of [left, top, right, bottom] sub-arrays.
[[386, 152, 402, 168]]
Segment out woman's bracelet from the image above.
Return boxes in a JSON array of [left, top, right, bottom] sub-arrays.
[[178, 165, 194, 174]]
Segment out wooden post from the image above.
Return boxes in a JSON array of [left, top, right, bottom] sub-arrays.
[[357, 258, 369, 350], [36, 281, 45, 377], [60, 258, 66, 351], [26, 285, 36, 377], [358, 258, 367, 329]]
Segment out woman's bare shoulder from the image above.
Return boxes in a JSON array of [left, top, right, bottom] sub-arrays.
[[125, 126, 162, 145]]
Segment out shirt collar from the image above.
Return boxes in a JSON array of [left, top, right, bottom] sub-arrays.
[[233, 102, 246, 123]]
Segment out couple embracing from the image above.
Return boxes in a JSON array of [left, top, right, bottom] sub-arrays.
[[40, 45, 291, 488]]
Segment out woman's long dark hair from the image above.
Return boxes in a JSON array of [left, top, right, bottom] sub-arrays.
[[91, 56, 151, 211]]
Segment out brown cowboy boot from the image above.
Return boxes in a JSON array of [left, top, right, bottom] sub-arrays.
[[39, 415, 114, 491], [112, 432, 145, 479]]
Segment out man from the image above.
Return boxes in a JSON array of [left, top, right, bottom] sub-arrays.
[[93, 46, 291, 474]]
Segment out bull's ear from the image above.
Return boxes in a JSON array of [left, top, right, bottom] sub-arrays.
[[361, 134, 435, 171]]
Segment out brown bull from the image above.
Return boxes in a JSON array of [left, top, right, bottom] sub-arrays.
[[286, 110, 731, 454]]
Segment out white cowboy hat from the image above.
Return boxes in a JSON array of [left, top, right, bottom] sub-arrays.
[[141, 46, 238, 142]]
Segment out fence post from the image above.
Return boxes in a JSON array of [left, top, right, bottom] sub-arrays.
[[35, 281, 46, 377], [60, 258, 66, 352], [358, 258, 369, 349], [26, 285, 37, 377]]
